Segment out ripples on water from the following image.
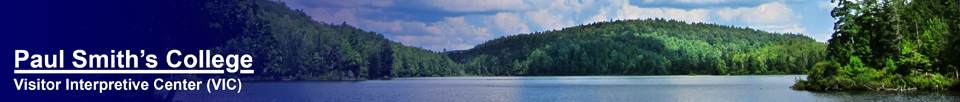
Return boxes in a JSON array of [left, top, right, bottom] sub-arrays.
[[175, 75, 960, 102]]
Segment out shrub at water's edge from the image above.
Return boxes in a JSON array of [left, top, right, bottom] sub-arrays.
[[791, 60, 957, 91]]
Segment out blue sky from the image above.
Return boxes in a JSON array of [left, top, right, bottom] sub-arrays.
[[281, 0, 838, 51]]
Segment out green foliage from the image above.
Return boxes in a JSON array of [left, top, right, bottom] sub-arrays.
[[906, 73, 956, 89], [200, 0, 461, 80], [795, 0, 960, 91], [448, 18, 828, 76], [807, 61, 842, 82]]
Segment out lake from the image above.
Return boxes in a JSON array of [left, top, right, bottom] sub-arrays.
[[174, 75, 960, 102]]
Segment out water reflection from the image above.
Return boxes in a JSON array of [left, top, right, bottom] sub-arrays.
[[809, 91, 960, 101], [175, 75, 960, 102]]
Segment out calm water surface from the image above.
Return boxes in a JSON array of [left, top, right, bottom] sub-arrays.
[[175, 75, 960, 102]]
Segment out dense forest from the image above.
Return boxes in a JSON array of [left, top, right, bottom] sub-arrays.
[[195, 0, 462, 80], [188, 0, 835, 80], [792, 0, 960, 91], [195, 0, 830, 80], [447, 19, 828, 76]]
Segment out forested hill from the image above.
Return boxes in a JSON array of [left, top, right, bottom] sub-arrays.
[[192, 0, 827, 79], [200, 0, 461, 80], [447, 19, 828, 76]]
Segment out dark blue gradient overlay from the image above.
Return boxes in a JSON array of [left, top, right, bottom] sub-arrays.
[[3, 0, 247, 101]]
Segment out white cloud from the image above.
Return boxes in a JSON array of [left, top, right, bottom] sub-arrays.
[[489, 12, 530, 35], [662, 8, 710, 23], [584, 0, 712, 24], [714, 2, 809, 35], [435, 17, 492, 38], [361, 20, 404, 33], [366, 17, 493, 50], [525, 9, 574, 30], [393, 35, 478, 51], [528, 0, 591, 11], [284, 0, 393, 8], [717, 2, 799, 24], [425, 0, 531, 12], [304, 8, 359, 25], [818, 2, 836, 10], [812, 33, 831, 42], [584, 8, 610, 24], [674, 0, 727, 4], [781, 24, 807, 34], [297, 6, 492, 51], [639, 0, 813, 4], [396, 35, 443, 45], [326, 0, 393, 7], [616, 3, 663, 19], [527, 0, 599, 24]]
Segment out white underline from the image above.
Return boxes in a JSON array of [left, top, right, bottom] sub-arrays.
[[239, 70, 254, 74], [13, 70, 256, 74]]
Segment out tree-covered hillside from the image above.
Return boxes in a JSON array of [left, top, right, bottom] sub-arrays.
[[194, 0, 830, 79], [447, 18, 828, 76], [200, 0, 461, 80]]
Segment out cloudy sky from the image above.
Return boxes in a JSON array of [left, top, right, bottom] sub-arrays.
[[282, 0, 837, 51]]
